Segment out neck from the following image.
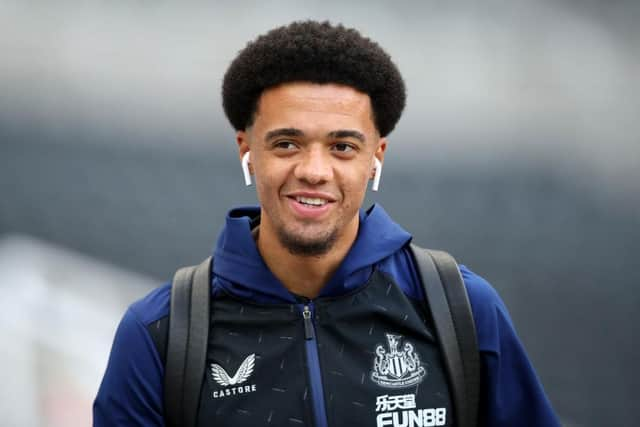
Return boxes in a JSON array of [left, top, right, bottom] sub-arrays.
[[255, 216, 359, 299]]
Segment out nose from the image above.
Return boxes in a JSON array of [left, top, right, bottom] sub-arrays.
[[294, 146, 333, 185]]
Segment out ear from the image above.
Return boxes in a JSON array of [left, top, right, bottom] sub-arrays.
[[237, 131, 253, 186], [236, 130, 250, 163], [371, 138, 387, 177], [371, 138, 387, 192]]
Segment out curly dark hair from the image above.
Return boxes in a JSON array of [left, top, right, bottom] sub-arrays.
[[222, 21, 406, 137]]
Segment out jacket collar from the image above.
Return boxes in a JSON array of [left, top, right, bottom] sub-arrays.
[[212, 203, 411, 303]]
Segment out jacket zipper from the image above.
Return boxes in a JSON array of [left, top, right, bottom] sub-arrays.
[[301, 303, 328, 427]]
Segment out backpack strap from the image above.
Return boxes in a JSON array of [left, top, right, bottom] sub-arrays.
[[164, 257, 212, 427], [409, 244, 480, 427]]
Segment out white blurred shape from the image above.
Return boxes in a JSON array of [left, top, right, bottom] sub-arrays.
[[0, 234, 156, 427]]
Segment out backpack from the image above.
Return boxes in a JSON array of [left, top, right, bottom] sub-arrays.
[[163, 244, 480, 427]]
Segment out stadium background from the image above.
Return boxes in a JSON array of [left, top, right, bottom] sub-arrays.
[[1, 1, 638, 426]]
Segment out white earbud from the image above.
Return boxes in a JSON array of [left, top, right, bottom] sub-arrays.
[[372, 157, 382, 192], [241, 151, 252, 186]]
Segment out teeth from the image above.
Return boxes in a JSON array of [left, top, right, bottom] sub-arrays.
[[296, 196, 327, 206]]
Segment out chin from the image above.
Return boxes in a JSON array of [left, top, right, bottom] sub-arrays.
[[276, 228, 339, 257]]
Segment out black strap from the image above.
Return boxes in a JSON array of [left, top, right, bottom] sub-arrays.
[[164, 257, 212, 427], [409, 244, 480, 427], [165, 249, 478, 426]]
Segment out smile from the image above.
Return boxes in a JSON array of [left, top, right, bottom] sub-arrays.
[[286, 193, 335, 219], [295, 196, 328, 207]]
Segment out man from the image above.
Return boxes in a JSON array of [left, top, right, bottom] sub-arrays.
[[94, 21, 560, 426]]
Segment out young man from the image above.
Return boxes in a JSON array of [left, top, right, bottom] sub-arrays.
[[94, 21, 560, 426]]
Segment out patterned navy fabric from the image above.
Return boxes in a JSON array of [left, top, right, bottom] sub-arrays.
[[93, 204, 560, 427]]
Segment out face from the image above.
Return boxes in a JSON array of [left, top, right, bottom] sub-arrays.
[[237, 82, 386, 256]]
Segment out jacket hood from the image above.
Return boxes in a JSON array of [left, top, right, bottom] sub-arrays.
[[212, 203, 412, 303]]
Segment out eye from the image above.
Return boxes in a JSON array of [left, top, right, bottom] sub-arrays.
[[274, 140, 298, 150], [332, 142, 355, 153]]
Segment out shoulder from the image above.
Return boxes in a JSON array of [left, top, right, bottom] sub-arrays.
[[376, 245, 510, 353], [101, 281, 172, 375], [457, 265, 510, 354], [103, 281, 171, 365], [376, 244, 501, 308], [459, 266, 561, 425], [128, 281, 172, 326], [377, 246, 561, 425], [93, 283, 171, 426]]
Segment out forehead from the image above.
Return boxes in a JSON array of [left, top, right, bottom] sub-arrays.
[[253, 82, 376, 134]]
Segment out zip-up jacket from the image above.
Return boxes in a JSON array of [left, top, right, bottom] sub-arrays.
[[93, 204, 560, 426]]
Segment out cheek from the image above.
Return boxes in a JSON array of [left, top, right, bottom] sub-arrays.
[[340, 170, 370, 202], [350, 162, 372, 187], [255, 177, 278, 206], [253, 162, 288, 205], [252, 159, 270, 202], [254, 180, 267, 204]]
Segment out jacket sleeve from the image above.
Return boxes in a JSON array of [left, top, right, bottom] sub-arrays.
[[93, 307, 164, 427], [462, 267, 561, 427]]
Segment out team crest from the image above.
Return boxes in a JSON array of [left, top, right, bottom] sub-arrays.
[[371, 334, 426, 388]]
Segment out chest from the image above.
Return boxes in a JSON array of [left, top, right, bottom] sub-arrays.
[[197, 271, 453, 427]]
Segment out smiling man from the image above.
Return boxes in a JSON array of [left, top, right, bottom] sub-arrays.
[[94, 21, 560, 427], [240, 82, 385, 297]]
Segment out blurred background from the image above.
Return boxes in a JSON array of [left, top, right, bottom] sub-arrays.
[[1, 0, 638, 426]]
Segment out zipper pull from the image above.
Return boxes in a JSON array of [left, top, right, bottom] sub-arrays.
[[302, 305, 315, 340]]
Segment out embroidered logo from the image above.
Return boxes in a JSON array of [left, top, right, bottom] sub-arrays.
[[371, 334, 426, 388], [211, 353, 255, 386], [210, 354, 257, 399]]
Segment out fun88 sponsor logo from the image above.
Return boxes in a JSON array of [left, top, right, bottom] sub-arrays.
[[375, 394, 447, 427]]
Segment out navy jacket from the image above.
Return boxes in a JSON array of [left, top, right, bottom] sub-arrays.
[[94, 204, 560, 426]]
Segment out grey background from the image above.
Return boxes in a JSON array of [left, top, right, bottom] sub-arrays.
[[1, 1, 639, 426]]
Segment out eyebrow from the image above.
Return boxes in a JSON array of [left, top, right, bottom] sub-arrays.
[[265, 128, 304, 141], [265, 128, 366, 143], [327, 130, 365, 143]]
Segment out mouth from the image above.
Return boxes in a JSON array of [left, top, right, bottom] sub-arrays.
[[285, 192, 336, 218], [294, 196, 329, 207]]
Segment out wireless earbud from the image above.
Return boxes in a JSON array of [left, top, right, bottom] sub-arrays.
[[241, 151, 252, 186], [372, 157, 382, 192]]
